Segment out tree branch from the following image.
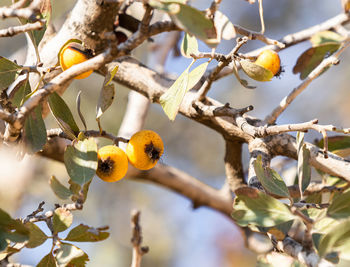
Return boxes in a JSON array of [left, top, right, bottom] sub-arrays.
[[224, 139, 245, 192]]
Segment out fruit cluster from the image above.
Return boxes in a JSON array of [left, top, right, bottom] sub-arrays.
[[96, 130, 164, 182]]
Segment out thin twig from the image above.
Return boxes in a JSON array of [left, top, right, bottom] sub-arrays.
[[46, 128, 129, 145], [23, 202, 83, 224], [0, 0, 41, 20], [196, 37, 249, 100], [130, 210, 149, 267], [0, 20, 44, 38]]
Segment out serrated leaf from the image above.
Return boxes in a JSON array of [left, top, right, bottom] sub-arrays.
[[240, 59, 274, 82], [37, 253, 57, 267], [293, 43, 340, 80], [48, 92, 80, 136], [319, 218, 350, 257], [327, 189, 350, 219], [49, 176, 72, 200], [23, 105, 47, 154], [52, 208, 73, 233], [232, 187, 295, 227], [160, 65, 189, 121], [65, 224, 109, 242], [64, 138, 97, 185], [310, 31, 344, 46], [181, 33, 198, 58], [150, 1, 217, 47], [298, 144, 311, 194], [0, 57, 21, 89], [55, 243, 89, 267], [25, 222, 48, 248], [254, 155, 290, 198], [96, 84, 115, 119], [214, 11, 236, 42]]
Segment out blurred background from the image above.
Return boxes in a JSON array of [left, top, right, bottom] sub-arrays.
[[1, 0, 350, 266]]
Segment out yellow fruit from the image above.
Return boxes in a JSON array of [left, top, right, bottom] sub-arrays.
[[126, 130, 164, 170], [254, 49, 281, 76], [59, 42, 93, 79], [96, 145, 128, 182]]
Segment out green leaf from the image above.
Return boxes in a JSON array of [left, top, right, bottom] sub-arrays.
[[64, 138, 98, 185], [240, 59, 274, 82], [52, 208, 73, 233], [310, 31, 344, 46], [293, 43, 340, 80], [160, 65, 189, 121], [232, 187, 295, 227], [0, 234, 8, 252], [0, 57, 21, 89], [48, 92, 80, 136], [96, 84, 115, 119], [23, 105, 47, 154], [337, 239, 350, 260], [23, 0, 51, 50], [327, 189, 350, 219], [55, 243, 89, 267], [25, 222, 48, 248], [298, 144, 311, 194], [150, 1, 217, 47], [10, 74, 31, 107], [65, 224, 109, 242], [317, 136, 350, 158], [253, 155, 290, 198], [49, 176, 72, 200], [37, 253, 57, 267], [187, 61, 209, 89], [69, 180, 91, 204], [181, 33, 198, 58], [160, 61, 209, 121], [232, 63, 256, 89], [0, 209, 29, 242], [213, 11, 236, 42], [319, 218, 350, 257]]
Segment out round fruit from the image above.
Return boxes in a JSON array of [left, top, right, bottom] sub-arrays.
[[96, 145, 128, 182], [126, 130, 164, 170], [254, 49, 281, 76], [59, 42, 93, 79]]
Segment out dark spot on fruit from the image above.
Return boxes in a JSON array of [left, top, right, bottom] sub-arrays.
[[98, 156, 114, 175], [145, 142, 161, 162]]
